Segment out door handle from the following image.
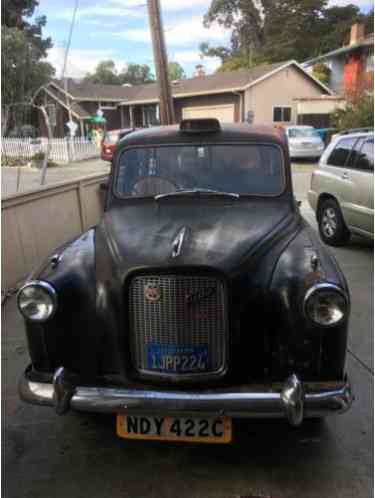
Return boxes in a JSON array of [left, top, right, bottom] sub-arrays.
[[341, 172, 350, 180]]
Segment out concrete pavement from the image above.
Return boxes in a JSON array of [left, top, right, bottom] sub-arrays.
[[3, 162, 373, 498], [1, 158, 110, 197]]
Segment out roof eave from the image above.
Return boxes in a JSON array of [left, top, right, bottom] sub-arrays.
[[118, 87, 245, 106], [304, 39, 374, 66], [243, 60, 334, 95]]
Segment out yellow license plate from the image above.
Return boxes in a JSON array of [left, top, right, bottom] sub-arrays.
[[117, 414, 232, 444]]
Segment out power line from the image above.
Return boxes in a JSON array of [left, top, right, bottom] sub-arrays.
[[61, 0, 80, 80]]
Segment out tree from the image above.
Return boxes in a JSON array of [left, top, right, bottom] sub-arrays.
[[84, 60, 120, 85], [2, 2, 54, 106], [317, 5, 372, 55], [332, 92, 374, 132], [201, 1, 374, 71], [2, 0, 38, 29], [168, 62, 186, 81], [312, 63, 331, 85], [119, 63, 154, 85], [84, 61, 155, 85]]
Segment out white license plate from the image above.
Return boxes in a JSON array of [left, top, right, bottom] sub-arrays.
[[117, 414, 232, 443]]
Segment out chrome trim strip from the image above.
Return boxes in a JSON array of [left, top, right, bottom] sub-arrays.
[[171, 227, 187, 258], [19, 371, 353, 426]]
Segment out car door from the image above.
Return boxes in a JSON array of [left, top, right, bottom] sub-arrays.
[[322, 136, 359, 227], [348, 136, 374, 235]]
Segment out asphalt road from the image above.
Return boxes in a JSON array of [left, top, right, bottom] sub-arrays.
[[3, 162, 373, 498]]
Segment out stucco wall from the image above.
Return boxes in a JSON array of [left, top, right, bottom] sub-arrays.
[[2, 173, 108, 291], [244, 66, 326, 125]]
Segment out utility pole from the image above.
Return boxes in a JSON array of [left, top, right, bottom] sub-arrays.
[[147, 0, 175, 125], [62, 0, 79, 160]]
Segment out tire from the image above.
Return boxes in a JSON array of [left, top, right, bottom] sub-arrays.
[[318, 199, 350, 247]]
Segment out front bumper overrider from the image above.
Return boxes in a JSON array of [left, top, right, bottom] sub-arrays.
[[19, 367, 353, 427]]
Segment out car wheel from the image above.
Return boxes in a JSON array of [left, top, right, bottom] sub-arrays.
[[318, 199, 350, 247]]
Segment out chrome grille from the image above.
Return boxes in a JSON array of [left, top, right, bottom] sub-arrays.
[[128, 274, 227, 375]]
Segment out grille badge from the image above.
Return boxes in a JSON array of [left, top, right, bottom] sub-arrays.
[[171, 227, 187, 258], [144, 284, 161, 303], [186, 287, 216, 306]]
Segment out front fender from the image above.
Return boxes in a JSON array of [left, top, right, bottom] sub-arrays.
[[22, 229, 98, 378], [269, 220, 349, 381]]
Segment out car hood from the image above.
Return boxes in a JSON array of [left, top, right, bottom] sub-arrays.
[[96, 198, 299, 278]]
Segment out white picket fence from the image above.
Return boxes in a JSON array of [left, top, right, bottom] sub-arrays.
[[1, 137, 100, 164]]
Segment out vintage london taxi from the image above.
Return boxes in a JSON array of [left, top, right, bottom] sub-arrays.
[[18, 119, 353, 444]]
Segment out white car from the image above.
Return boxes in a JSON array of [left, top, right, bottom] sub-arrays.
[[286, 126, 325, 160], [308, 132, 374, 246]]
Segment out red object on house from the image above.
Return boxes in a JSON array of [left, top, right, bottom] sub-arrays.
[[344, 53, 365, 97], [343, 23, 372, 97]]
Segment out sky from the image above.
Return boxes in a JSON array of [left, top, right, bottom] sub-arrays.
[[34, 0, 374, 80]]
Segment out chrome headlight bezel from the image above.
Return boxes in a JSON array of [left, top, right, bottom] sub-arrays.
[[304, 283, 349, 327], [17, 280, 58, 322]]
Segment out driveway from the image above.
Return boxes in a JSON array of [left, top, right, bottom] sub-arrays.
[[3, 161, 373, 498], [2, 158, 110, 198]]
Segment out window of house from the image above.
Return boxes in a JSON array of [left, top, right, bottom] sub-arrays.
[[327, 137, 357, 167], [273, 106, 292, 123], [101, 101, 117, 110]]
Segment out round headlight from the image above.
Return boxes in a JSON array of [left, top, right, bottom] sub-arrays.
[[17, 281, 57, 322], [304, 283, 348, 327]]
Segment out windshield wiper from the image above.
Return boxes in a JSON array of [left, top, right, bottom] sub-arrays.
[[154, 188, 240, 201]]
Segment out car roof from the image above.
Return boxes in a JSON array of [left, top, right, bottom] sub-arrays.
[[118, 123, 289, 149], [333, 131, 374, 141], [107, 128, 133, 134], [285, 125, 314, 129]]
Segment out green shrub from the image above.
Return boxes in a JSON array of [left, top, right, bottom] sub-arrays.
[[312, 63, 331, 85], [332, 92, 374, 132], [1, 156, 29, 167], [31, 151, 45, 161]]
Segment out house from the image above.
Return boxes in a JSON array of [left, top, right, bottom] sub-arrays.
[[303, 23, 374, 97], [34, 60, 332, 137], [33, 79, 129, 137]]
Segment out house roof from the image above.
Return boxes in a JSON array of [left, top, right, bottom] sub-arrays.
[[304, 33, 374, 67], [118, 61, 288, 103], [47, 60, 332, 109], [50, 79, 132, 101], [42, 84, 92, 119]]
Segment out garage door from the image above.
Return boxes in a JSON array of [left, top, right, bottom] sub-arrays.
[[182, 104, 235, 123]]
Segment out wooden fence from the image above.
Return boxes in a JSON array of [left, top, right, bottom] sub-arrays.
[[2, 172, 108, 291], [1, 137, 100, 164]]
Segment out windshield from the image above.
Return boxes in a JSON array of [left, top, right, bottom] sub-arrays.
[[116, 144, 284, 198], [288, 128, 320, 139]]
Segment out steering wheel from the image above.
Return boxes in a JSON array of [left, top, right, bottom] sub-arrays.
[[131, 177, 177, 196]]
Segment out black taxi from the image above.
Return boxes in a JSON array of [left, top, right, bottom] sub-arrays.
[[18, 119, 353, 443]]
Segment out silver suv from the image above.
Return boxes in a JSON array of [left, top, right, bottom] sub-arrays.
[[308, 132, 373, 246]]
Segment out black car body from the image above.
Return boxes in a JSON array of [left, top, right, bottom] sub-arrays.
[[18, 119, 352, 439]]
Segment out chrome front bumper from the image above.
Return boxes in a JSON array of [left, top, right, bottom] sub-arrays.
[[19, 368, 353, 427]]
